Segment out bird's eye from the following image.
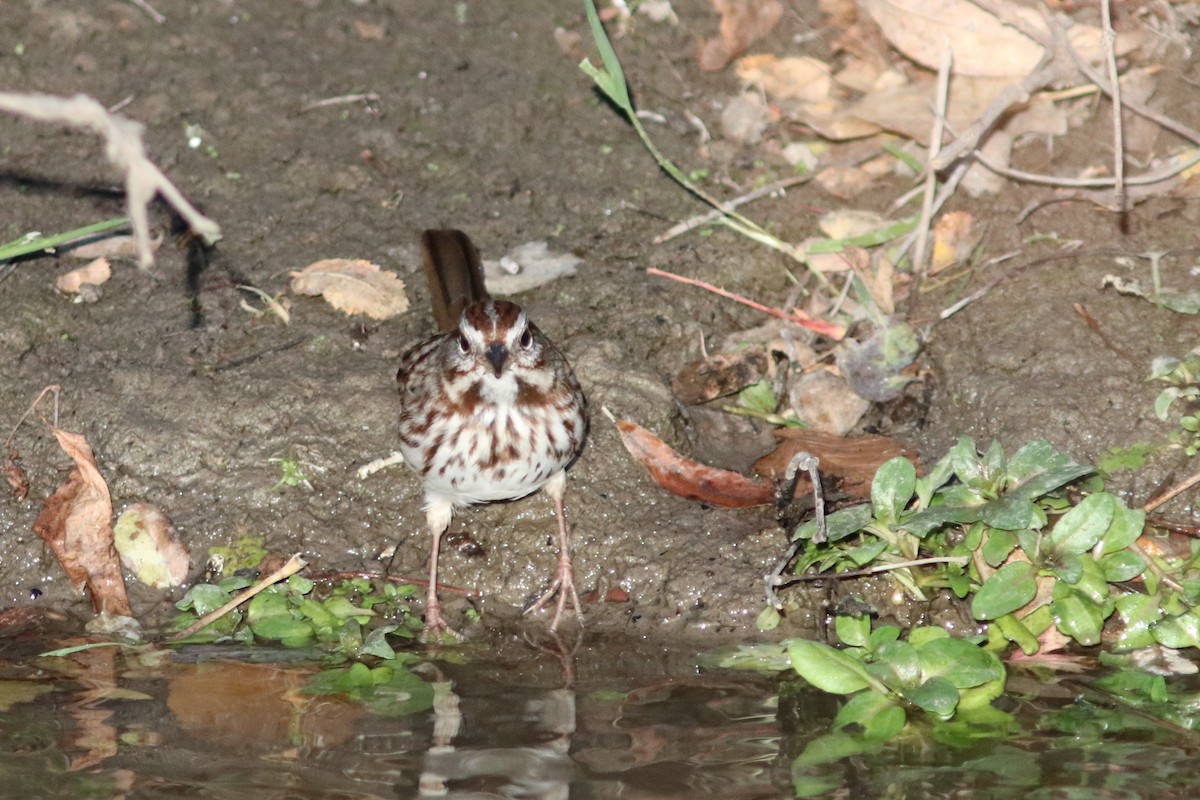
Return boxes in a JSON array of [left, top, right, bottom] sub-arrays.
[[458, 334, 470, 353], [519, 327, 533, 349]]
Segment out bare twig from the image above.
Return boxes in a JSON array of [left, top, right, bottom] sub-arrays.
[[646, 266, 845, 338], [1100, 0, 1125, 212], [913, 46, 953, 276], [166, 553, 307, 643], [0, 92, 221, 269], [4, 385, 62, 451], [126, 0, 165, 24], [1145, 468, 1200, 513], [299, 93, 381, 113], [654, 172, 815, 243]]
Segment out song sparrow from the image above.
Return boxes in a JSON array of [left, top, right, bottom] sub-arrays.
[[396, 230, 588, 641]]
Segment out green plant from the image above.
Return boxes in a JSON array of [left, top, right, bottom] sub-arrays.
[[1151, 353, 1200, 455], [173, 575, 423, 659], [728, 436, 1200, 746]]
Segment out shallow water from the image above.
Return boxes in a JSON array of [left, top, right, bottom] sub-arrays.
[[4, 636, 1200, 799]]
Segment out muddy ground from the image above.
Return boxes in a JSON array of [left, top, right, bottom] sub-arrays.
[[2, 1, 1199, 643]]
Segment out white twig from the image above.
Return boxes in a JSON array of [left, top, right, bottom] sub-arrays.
[[914, 46, 953, 276], [1100, 0, 1125, 212], [0, 92, 221, 269]]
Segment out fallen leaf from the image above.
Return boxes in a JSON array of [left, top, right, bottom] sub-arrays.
[[68, 231, 162, 260], [787, 369, 871, 434], [481, 241, 581, 294], [672, 347, 770, 404], [1102, 275, 1200, 315], [754, 429, 920, 499], [697, 0, 784, 72], [861, 0, 1135, 79], [114, 503, 190, 589], [352, 20, 385, 40], [55, 257, 112, 294], [930, 211, 981, 273], [735, 54, 832, 102], [5, 449, 28, 501], [838, 318, 921, 402], [616, 419, 773, 507], [290, 259, 409, 320], [32, 428, 131, 617]]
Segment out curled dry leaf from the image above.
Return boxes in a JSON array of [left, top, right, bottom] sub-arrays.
[[930, 211, 982, 273], [290, 258, 410, 320], [616, 418, 773, 508], [114, 503, 190, 589], [697, 0, 784, 72], [5, 449, 29, 501], [55, 257, 112, 294], [735, 55, 832, 102], [32, 427, 132, 617], [672, 347, 770, 404]]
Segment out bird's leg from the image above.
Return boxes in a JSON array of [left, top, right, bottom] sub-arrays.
[[422, 500, 465, 642], [525, 474, 582, 631]]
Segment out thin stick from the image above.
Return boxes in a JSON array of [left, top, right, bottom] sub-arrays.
[[646, 266, 845, 338], [126, 0, 165, 23], [913, 46, 953, 276], [166, 554, 307, 643], [1099, 0, 1125, 212], [1144, 468, 1200, 513], [654, 172, 818, 244], [3, 385, 61, 451], [299, 93, 381, 113]]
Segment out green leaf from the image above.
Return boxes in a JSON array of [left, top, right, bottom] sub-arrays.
[[868, 626, 902, 651], [792, 731, 882, 769], [1050, 587, 1106, 646], [737, 380, 776, 415], [1007, 464, 1095, 502], [901, 676, 959, 718], [871, 456, 917, 525], [789, 640, 882, 695], [1046, 492, 1116, 555], [906, 626, 950, 648], [993, 612, 1041, 655], [834, 692, 906, 740], [917, 638, 1005, 688], [980, 495, 1035, 531], [981, 439, 1006, 482], [971, 561, 1037, 620], [792, 503, 873, 542], [899, 504, 984, 538], [580, 0, 631, 109], [0, 217, 129, 262], [915, 451, 955, 507], [1152, 609, 1200, 649], [1098, 504, 1145, 557], [949, 437, 985, 490], [834, 615, 871, 648], [869, 640, 921, 689], [981, 529, 1018, 568], [176, 583, 231, 616]]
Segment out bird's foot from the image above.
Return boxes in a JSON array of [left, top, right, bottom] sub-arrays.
[[420, 604, 467, 644], [524, 556, 583, 632]]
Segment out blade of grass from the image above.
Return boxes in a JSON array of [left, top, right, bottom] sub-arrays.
[[0, 217, 130, 262]]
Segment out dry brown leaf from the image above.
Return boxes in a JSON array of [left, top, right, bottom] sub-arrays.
[[114, 503, 190, 589], [68, 231, 162, 260], [56, 257, 112, 294], [930, 211, 982, 273], [616, 419, 773, 508], [32, 427, 131, 617], [754, 429, 920, 500], [672, 347, 770, 404], [290, 258, 409, 320], [735, 55, 832, 102], [697, 0, 784, 72], [5, 449, 28, 501], [861, 0, 1136, 79]]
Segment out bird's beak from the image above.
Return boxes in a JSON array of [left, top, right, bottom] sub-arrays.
[[485, 342, 508, 376]]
